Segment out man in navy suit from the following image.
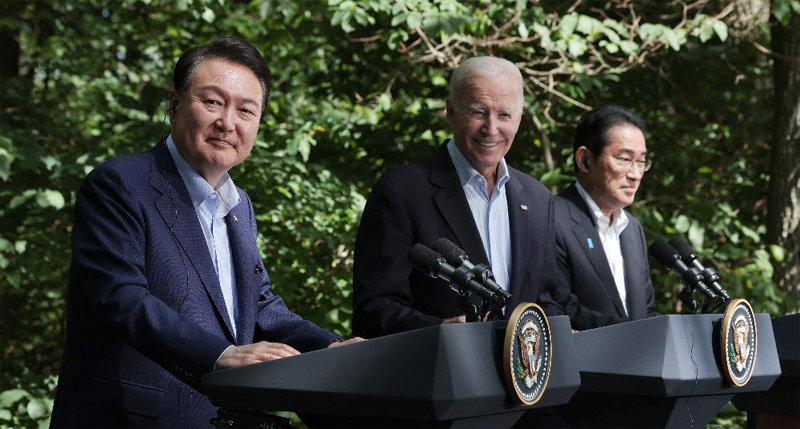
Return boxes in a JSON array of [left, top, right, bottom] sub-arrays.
[[352, 57, 558, 338], [51, 37, 360, 427], [550, 105, 660, 331]]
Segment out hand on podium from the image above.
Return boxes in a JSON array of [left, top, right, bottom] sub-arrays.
[[328, 337, 365, 348], [216, 341, 301, 369]]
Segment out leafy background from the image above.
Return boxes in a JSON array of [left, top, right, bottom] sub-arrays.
[[1, 0, 798, 427]]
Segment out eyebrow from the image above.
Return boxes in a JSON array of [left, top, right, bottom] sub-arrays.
[[196, 85, 261, 107], [614, 148, 648, 157]]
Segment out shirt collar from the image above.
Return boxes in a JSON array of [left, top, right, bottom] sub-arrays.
[[574, 180, 628, 232], [447, 138, 510, 190], [166, 135, 240, 217]]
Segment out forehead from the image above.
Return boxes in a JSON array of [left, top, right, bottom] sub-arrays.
[[603, 124, 647, 154], [189, 59, 260, 91], [457, 74, 522, 109]]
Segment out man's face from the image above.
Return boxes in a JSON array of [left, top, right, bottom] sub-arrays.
[[582, 124, 647, 217], [169, 58, 263, 186], [446, 73, 522, 178]]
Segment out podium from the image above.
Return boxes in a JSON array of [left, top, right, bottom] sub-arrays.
[[203, 316, 580, 428], [732, 313, 799, 427], [559, 314, 781, 428]]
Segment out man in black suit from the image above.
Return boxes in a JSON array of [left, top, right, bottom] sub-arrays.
[[352, 56, 557, 338], [551, 105, 659, 331]]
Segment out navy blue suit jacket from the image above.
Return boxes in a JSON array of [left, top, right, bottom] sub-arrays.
[[352, 143, 558, 338], [551, 184, 659, 330], [52, 140, 337, 427]]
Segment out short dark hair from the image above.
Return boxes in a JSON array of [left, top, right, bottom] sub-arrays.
[[573, 105, 646, 159], [173, 37, 271, 111]]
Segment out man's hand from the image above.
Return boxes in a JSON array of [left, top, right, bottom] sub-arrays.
[[328, 337, 365, 348], [216, 341, 300, 369], [442, 315, 466, 324]]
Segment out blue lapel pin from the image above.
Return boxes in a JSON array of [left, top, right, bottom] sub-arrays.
[[587, 238, 594, 249]]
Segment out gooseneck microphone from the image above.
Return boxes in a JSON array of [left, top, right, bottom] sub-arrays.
[[409, 243, 499, 302], [431, 238, 511, 304], [649, 239, 718, 313], [668, 237, 731, 307]]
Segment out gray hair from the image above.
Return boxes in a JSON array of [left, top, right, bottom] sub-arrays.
[[448, 56, 524, 110]]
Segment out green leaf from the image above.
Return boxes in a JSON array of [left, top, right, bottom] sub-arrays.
[[201, 8, 216, 23], [712, 20, 728, 42], [558, 13, 578, 36], [674, 215, 690, 233], [0, 389, 28, 407], [518, 22, 529, 39], [769, 244, 786, 262], [36, 190, 65, 210], [27, 398, 47, 419]]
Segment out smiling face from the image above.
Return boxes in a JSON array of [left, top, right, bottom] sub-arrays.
[[578, 124, 647, 219], [169, 58, 263, 187], [446, 71, 523, 181]]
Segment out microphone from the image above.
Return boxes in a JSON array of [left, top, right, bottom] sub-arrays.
[[408, 243, 498, 302], [648, 239, 718, 313], [431, 238, 512, 304], [668, 237, 731, 304]]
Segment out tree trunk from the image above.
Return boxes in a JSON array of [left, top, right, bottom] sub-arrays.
[[767, 8, 800, 307]]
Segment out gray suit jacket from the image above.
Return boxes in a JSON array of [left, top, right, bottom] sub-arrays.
[[551, 183, 659, 330]]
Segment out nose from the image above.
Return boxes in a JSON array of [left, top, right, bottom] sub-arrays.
[[627, 165, 645, 180], [481, 114, 499, 135], [215, 107, 235, 132]]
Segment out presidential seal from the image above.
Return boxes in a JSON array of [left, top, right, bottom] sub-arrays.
[[720, 298, 758, 387], [503, 302, 552, 405]]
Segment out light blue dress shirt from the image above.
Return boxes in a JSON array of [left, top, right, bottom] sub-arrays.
[[446, 139, 512, 292], [167, 135, 240, 338]]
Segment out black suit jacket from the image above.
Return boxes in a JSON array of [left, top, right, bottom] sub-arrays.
[[352, 143, 557, 338], [551, 183, 659, 330]]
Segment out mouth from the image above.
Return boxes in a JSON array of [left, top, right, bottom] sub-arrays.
[[207, 137, 234, 147], [474, 139, 499, 148]]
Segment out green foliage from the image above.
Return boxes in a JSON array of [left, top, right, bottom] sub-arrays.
[[0, 1, 794, 427], [0, 374, 56, 429]]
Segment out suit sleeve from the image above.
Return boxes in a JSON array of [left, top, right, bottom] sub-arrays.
[[70, 167, 232, 385], [352, 177, 443, 338], [242, 195, 340, 350]]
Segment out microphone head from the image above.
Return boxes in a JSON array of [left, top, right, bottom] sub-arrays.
[[432, 237, 469, 266], [668, 237, 698, 263], [648, 239, 681, 269], [409, 243, 445, 278]]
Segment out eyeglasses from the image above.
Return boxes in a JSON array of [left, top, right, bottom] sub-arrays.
[[603, 153, 652, 173]]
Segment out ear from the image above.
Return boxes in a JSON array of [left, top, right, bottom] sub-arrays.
[[168, 90, 180, 121], [445, 98, 454, 118], [576, 146, 592, 173]]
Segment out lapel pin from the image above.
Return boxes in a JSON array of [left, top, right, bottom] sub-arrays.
[[233, 214, 238, 223], [520, 204, 528, 211], [587, 238, 594, 249], [255, 265, 263, 274]]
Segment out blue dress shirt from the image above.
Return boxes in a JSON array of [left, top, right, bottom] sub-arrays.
[[167, 135, 240, 338], [446, 139, 512, 292]]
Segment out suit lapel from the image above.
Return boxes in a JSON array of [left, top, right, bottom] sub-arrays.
[[225, 200, 256, 345], [505, 173, 529, 304], [150, 140, 237, 342], [563, 185, 627, 318], [429, 144, 488, 264], [619, 224, 641, 318]]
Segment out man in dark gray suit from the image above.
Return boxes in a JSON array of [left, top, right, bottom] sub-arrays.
[[550, 105, 659, 331]]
